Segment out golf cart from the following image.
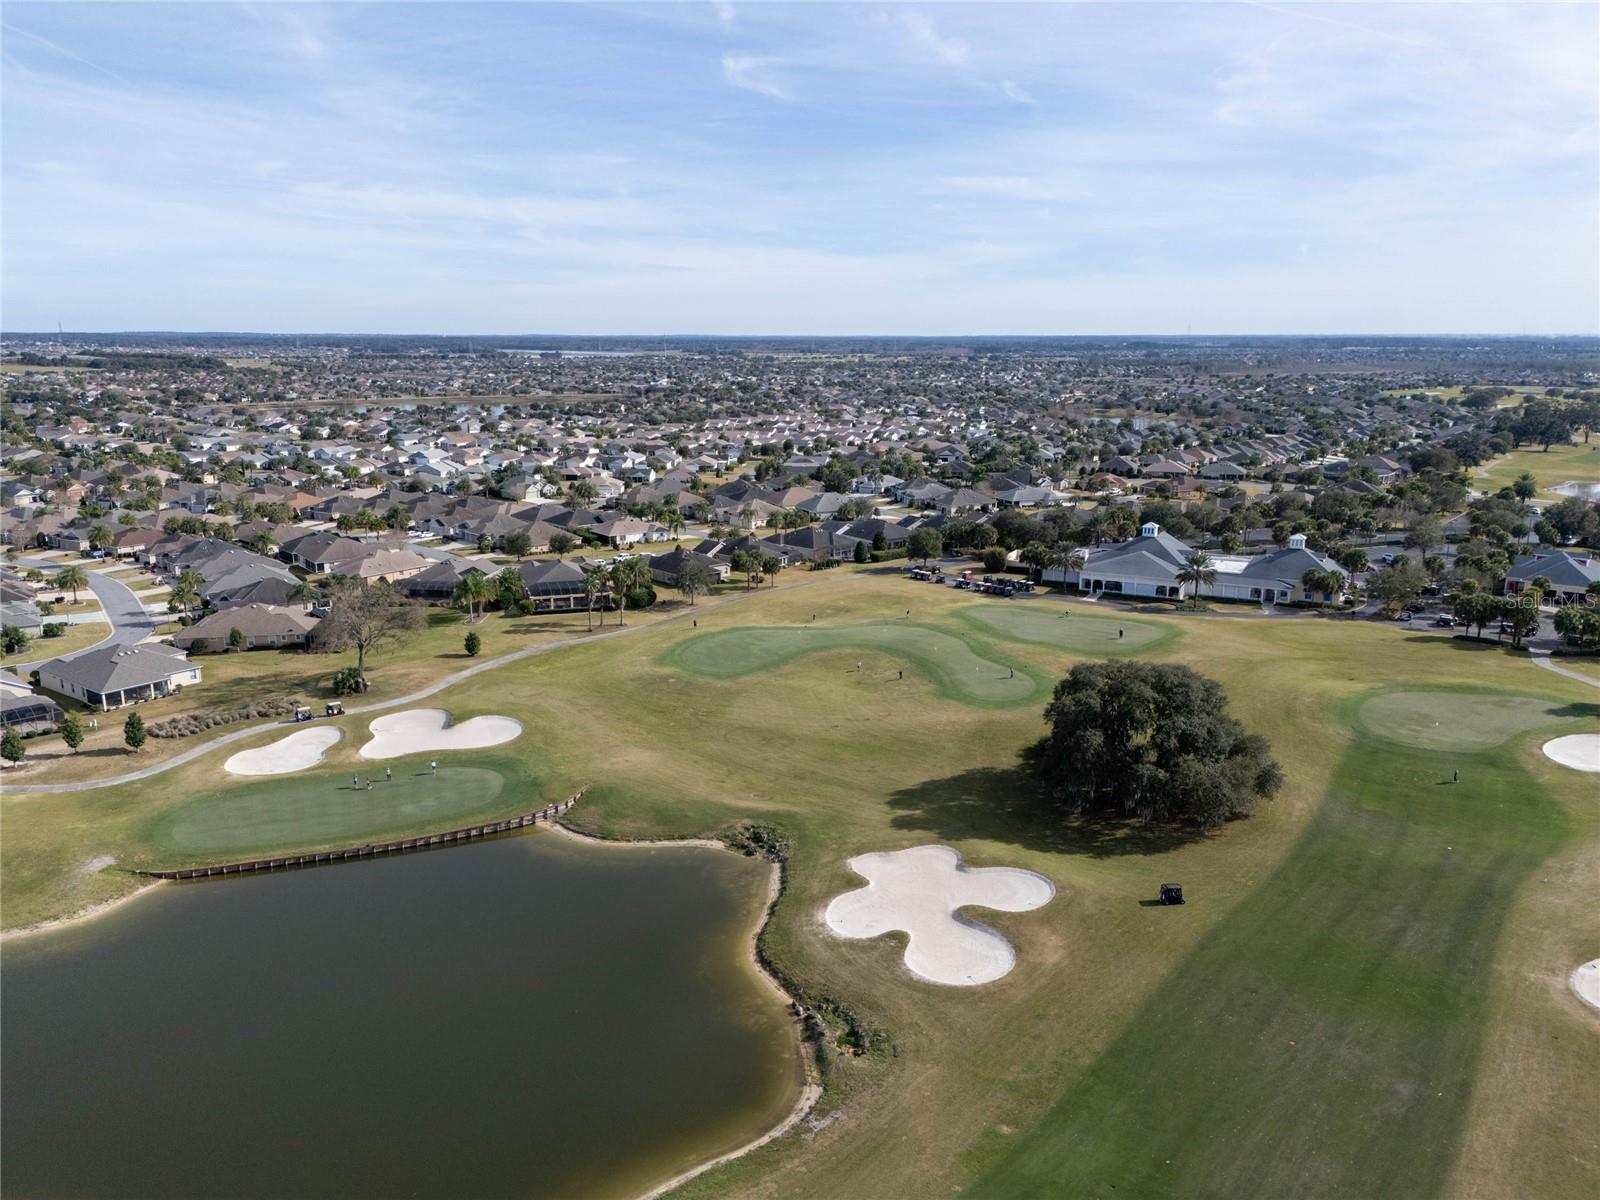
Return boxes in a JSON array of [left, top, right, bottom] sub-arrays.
[[324, 701, 345, 718], [292, 703, 313, 722], [1158, 883, 1185, 906]]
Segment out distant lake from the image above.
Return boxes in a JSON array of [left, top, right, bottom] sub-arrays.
[[1551, 481, 1600, 501], [2, 833, 802, 1199]]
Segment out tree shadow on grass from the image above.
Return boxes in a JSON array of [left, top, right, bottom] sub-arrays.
[[885, 765, 1206, 859], [1402, 634, 1511, 652]]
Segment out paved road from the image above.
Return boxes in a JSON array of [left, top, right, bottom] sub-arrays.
[[6, 565, 159, 675]]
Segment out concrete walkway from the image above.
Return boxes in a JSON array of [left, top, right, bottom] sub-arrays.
[[1529, 649, 1600, 690], [5, 578, 809, 795]]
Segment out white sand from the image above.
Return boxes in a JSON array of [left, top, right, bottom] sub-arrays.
[[823, 845, 1054, 987], [358, 708, 522, 760], [1571, 960, 1600, 1013], [223, 727, 343, 776], [1542, 734, 1600, 773]]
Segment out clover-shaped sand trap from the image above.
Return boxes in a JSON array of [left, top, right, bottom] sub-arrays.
[[223, 727, 342, 776], [358, 708, 523, 760], [1542, 734, 1600, 773], [823, 845, 1054, 986]]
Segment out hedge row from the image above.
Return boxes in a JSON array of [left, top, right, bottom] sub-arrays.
[[147, 696, 300, 739]]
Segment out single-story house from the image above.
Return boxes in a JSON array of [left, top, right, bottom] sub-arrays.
[[516, 559, 601, 612], [173, 603, 319, 652], [647, 547, 730, 587], [37, 643, 202, 711]]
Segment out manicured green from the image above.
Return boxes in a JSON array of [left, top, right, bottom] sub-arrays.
[[4, 570, 1596, 1200], [966, 696, 1578, 1199], [661, 621, 1045, 705], [958, 604, 1173, 654], [1355, 688, 1575, 751], [148, 765, 509, 858]]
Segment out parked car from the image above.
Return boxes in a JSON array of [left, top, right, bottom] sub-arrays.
[[1434, 614, 1456, 627]]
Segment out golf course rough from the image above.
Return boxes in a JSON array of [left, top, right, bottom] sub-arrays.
[[660, 623, 1043, 706], [824, 845, 1054, 986], [150, 765, 510, 857]]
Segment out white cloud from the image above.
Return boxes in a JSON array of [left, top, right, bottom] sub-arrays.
[[999, 79, 1035, 105], [721, 54, 787, 100], [713, 1, 736, 30], [897, 11, 968, 67]]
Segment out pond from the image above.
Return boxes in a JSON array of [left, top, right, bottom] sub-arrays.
[[1551, 480, 1600, 501], [1, 832, 803, 1199]]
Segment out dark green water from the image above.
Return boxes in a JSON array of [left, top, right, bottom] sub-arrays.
[[2, 832, 802, 1200]]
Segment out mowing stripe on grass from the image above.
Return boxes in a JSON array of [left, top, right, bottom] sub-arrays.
[[659, 623, 1045, 707], [956, 604, 1174, 656], [964, 696, 1580, 1200]]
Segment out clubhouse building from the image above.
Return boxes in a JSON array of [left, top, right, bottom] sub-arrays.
[[1044, 523, 1348, 605]]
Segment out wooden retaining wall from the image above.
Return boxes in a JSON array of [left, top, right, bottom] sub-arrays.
[[136, 788, 587, 881]]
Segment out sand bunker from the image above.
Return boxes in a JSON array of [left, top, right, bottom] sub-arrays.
[[223, 727, 342, 777], [1571, 960, 1600, 1013], [823, 845, 1053, 986], [359, 708, 522, 760], [1542, 734, 1600, 773]]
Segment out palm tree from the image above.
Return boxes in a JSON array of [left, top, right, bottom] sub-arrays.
[[582, 566, 607, 631], [1300, 568, 1341, 605], [1045, 545, 1086, 594], [56, 564, 89, 604], [454, 572, 490, 622], [1175, 550, 1217, 610], [1019, 541, 1051, 579], [168, 568, 203, 620], [761, 554, 782, 588]]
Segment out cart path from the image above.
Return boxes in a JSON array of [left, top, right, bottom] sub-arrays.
[[1528, 648, 1600, 690], [4, 576, 827, 795]]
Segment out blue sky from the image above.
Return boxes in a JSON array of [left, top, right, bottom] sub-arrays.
[[2, 2, 1596, 334]]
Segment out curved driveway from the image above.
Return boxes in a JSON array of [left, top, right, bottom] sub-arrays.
[[6, 565, 159, 675]]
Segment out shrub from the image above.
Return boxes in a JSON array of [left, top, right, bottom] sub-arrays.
[[123, 711, 147, 752], [1, 727, 24, 765], [145, 696, 301, 739], [42, 622, 66, 638], [624, 584, 657, 610], [330, 666, 366, 696], [982, 546, 1009, 572], [869, 547, 908, 562], [464, 630, 481, 657]]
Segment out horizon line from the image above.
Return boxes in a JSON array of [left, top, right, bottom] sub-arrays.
[[5, 330, 1600, 341]]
